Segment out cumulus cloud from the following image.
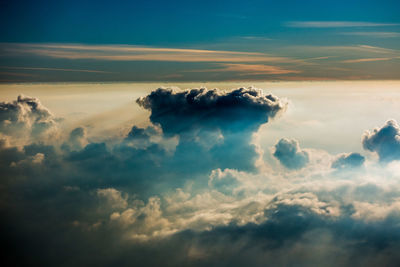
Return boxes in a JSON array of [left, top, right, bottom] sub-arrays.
[[97, 188, 128, 210], [273, 138, 309, 169], [136, 87, 286, 172], [0, 95, 58, 143], [124, 125, 163, 149], [136, 87, 286, 134], [62, 127, 88, 151], [127, 126, 158, 140], [362, 120, 400, 162], [332, 153, 365, 169], [208, 168, 241, 195]]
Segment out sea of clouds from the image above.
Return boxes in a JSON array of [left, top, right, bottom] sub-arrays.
[[2, 86, 400, 266]]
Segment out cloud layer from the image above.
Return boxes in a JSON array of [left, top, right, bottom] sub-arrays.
[[2, 90, 400, 266]]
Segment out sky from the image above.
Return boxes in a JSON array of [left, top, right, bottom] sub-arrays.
[[0, 0, 399, 82], [2, 1, 400, 267]]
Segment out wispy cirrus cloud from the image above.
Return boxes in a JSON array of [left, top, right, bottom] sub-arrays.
[[0, 72, 37, 77], [285, 21, 400, 28], [339, 31, 400, 38], [342, 57, 398, 63], [0, 66, 112, 73], [240, 36, 274, 41], [215, 63, 301, 75], [185, 63, 300, 75], [1, 43, 399, 82], [284, 44, 400, 56], [1, 43, 302, 64]]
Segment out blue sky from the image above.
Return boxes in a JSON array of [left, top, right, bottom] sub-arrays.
[[0, 0, 399, 81], [1, 0, 399, 45]]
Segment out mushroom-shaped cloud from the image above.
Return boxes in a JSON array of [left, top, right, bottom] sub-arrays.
[[136, 87, 286, 135]]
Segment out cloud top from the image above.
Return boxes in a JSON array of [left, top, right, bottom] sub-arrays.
[[0, 95, 57, 141], [136, 87, 286, 134], [332, 152, 365, 169], [273, 138, 309, 169], [362, 120, 400, 162]]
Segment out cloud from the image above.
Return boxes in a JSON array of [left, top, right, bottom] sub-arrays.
[[332, 153, 365, 169], [136, 87, 287, 172], [126, 126, 159, 140], [214, 63, 301, 75], [4, 43, 300, 63], [362, 120, 400, 162], [97, 188, 128, 210], [63, 127, 88, 151], [208, 168, 241, 195], [2, 43, 400, 82], [286, 21, 400, 28], [339, 32, 400, 38], [136, 87, 286, 134], [4, 92, 400, 266], [0, 66, 113, 73], [342, 57, 394, 63], [188, 63, 301, 75], [0, 95, 58, 143], [273, 138, 309, 169]]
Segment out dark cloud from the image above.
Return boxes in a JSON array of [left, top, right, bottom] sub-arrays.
[[136, 87, 286, 134], [125, 125, 161, 148], [332, 153, 365, 169], [4, 200, 400, 267], [137, 87, 286, 172], [127, 126, 158, 140], [362, 120, 400, 162], [273, 138, 309, 169], [0, 95, 57, 139]]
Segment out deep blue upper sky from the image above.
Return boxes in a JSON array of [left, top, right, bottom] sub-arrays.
[[0, 0, 399, 81], [1, 0, 399, 45]]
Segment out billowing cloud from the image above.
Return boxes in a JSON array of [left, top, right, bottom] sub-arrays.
[[362, 120, 400, 162], [136, 87, 286, 134], [332, 153, 365, 169], [63, 127, 88, 151], [97, 188, 128, 210], [127, 126, 158, 140], [208, 168, 241, 195], [0, 95, 58, 142], [273, 138, 309, 169], [137, 87, 286, 172]]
